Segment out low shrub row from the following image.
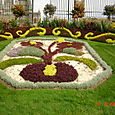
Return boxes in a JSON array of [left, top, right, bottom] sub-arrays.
[[17, 47, 45, 57], [54, 56, 97, 70], [0, 58, 43, 70], [37, 18, 115, 33]]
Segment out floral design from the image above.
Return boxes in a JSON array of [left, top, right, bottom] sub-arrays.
[[43, 65, 57, 76], [20, 62, 78, 82], [18, 38, 97, 83], [55, 38, 65, 43]]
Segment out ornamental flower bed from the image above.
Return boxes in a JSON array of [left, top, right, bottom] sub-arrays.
[[0, 26, 115, 43], [0, 37, 112, 89]]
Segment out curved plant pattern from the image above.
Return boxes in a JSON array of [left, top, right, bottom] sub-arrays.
[[84, 32, 115, 40], [52, 27, 81, 38], [0, 32, 13, 39], [16, 27, 46, 38]]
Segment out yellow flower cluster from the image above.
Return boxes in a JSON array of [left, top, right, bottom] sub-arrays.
[[55, 38, 65, 43], [106, 39, 115, 44], [43, 65, 57, 76], [29, 41, 37, 45], [111, 23, 115, 28]]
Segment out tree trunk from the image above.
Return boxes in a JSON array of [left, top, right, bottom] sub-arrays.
[[108, 15, 111, 20]]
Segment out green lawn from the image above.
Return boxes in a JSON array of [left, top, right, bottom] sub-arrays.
[[0, 37, 115, 115]]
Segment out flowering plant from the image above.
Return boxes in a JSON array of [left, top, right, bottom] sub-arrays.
[[11, 5, 27, 20], [72, 2, 85, 18], [43, 65, 57, 76], [55, 38, 65, 43]]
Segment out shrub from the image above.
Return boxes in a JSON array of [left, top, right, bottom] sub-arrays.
[[21, 20, 32, 27], [0, 58, 43, 70], [103, 4, 115, 20], [0, 21, 4, 32], [63, 47, 77, 55], [94, 20, 112, 32], [54, 56, 97, 70], [43, 4, 56, 18], [7, 47, 23, 57], [17, 46, 45, 57], [9, 19, 18, 28], [39, 17, 50, 27], [72, 1, 85, 19], [11, 5, 27, 20]]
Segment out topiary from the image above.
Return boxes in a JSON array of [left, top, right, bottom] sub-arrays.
[[17, 46, 45, 57]]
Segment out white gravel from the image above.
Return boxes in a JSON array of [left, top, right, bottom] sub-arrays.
[[2, 40, 104, 84]]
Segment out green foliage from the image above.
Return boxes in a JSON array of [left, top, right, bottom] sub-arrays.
[[94, 20, 112, 32], [49, 18, 69, 27], [0, 40, 12, 51], [9, 19, 18, 28], [17, 46, 45, 57], [54, 56, 97, 70], [43, 4, 56, 18], [0, 58, 43, 70], [103, 4, 115, 20], [0, 21, 4, 33], [63, 47, 77, 55], [24, 20, 32, 27], [38, 17, 50, 27], [36, 18, 113, 33]]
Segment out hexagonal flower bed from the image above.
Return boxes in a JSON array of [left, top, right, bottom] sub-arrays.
[[0, 37, 112, 89]]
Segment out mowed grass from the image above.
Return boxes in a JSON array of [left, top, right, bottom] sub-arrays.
[[0, 37, 115, 115]]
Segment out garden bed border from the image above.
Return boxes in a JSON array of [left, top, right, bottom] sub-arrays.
[[0, 36, 112, 89]]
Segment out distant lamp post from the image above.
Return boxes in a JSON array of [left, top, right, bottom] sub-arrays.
[[68, 0, 70, 20], [32, 0, 34, 24]]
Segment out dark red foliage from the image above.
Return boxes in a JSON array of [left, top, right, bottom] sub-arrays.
[[19, 62, 78, 83], [57, 42, 84, 50], [21, 41, 43, 47]]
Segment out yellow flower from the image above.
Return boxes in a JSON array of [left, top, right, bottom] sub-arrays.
[[55, 38, 65, 43], [111, 23, 115, 28], [43, 65, 57, 76], [29, 41, 37, 45]]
